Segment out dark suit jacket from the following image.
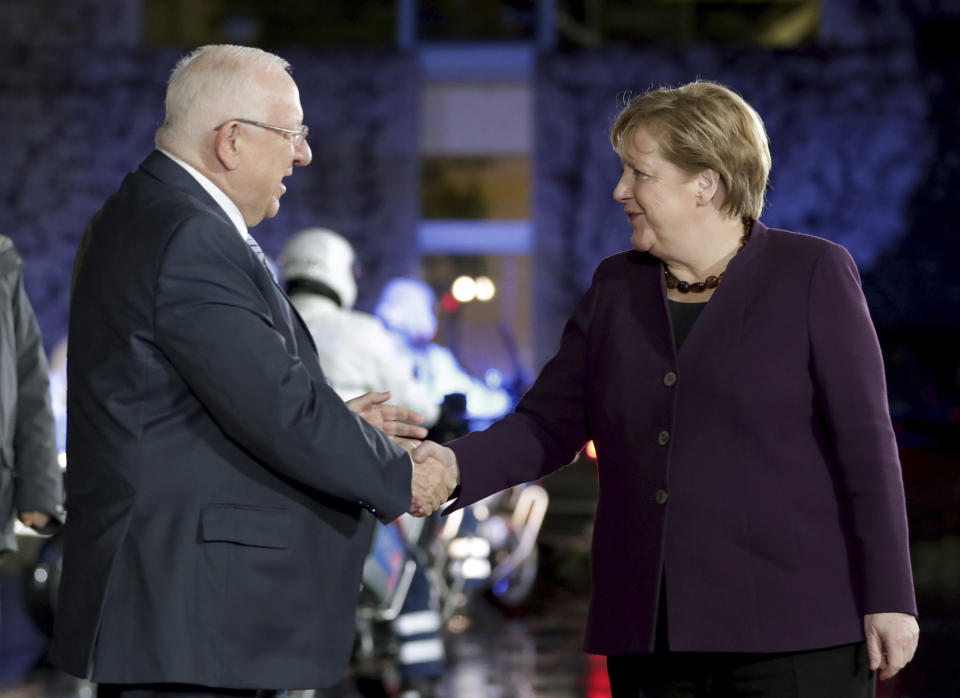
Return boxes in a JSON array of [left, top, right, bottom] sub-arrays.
[[448, 221, 917, 656], [49, 151, 412, 688]]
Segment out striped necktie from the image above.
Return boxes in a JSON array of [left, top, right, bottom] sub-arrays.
[[245, 234, 277, 282]]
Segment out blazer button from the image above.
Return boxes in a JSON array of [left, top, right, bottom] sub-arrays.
[[655, 489, 669, 505], [663, 371, 677, 387], [657, 430, 670, 446]]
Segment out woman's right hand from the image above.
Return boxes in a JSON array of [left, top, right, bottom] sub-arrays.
[[864, 612, 919, 679]]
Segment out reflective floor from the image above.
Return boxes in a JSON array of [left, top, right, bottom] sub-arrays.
[[2, 451, 959, 698], [0, 547, 602, 698], [2, 559, 959, 698]]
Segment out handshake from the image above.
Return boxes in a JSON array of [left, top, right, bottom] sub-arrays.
[[406, 441, 459, 517], [345, 391, 460, 517]]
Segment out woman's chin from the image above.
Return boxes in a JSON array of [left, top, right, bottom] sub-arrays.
[[631, 231, 654, 253]]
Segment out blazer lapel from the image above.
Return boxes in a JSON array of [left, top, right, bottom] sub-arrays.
[[624, 250, 676, 365], [674, 221, 768, 365]]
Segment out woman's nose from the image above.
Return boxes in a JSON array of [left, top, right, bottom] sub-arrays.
[[612, 174, 630, 201]]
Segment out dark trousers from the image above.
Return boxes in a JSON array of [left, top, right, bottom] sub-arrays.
[[606, 642, 876, 697], [608, 579, 875, 697], [97, 684, 286, 698]]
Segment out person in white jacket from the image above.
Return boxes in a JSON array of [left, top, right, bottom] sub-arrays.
[[280, 228, 439, 427], [280, 228, 446, 697]]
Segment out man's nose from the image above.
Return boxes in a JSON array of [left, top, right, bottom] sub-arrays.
[[295, 139, 312, 166]]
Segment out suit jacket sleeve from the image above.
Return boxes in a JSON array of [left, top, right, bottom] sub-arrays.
[[6, 243, 64, 529], [153, 217, 412, 521], [808, 243, 916, 615]]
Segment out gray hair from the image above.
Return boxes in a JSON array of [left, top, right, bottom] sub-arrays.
[[155, 44, 291, 152]]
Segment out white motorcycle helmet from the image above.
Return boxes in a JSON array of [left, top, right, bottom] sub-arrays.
[[279, 227, 359, 310]]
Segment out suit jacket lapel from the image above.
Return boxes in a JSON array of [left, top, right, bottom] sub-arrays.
[[139, 151, 227, 217], [141, 151, 325, 366]]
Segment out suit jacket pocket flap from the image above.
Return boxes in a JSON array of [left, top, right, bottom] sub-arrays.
[[200, 505, 290, 549]]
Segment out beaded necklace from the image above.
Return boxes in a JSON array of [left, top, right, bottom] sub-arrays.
[[665, 218, 753, 294]]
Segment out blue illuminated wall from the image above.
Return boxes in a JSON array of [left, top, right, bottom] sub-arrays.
[[532, 43, 925, 362], [524, 1, 960, 376], [527, 7, 960, 442], [2, 1, 959, 367], [0, 9, 418, 350]]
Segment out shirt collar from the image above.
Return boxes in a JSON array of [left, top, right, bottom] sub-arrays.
[[158, 148, 250, 242]]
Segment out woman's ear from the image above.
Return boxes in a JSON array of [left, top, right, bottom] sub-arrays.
[[696, 168, 721, 205], [213, 122, 242, 171]]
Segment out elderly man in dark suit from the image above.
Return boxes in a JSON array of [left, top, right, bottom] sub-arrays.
[[49, 45, 455, 698]]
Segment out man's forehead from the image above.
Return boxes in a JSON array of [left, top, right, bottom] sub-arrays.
[[255, 66, 297, 96], [262, 75, 303, 118]]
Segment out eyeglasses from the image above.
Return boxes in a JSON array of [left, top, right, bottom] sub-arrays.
[[214, 118, 309, 146]]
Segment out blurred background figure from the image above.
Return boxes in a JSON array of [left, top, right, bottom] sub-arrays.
[[0, 234, 64, 558], [46, 338, 67, 463], [375, 278, 512, 432], [280, 228, 440, 427], [281, 228, 446, 698], [374, 277, 545, 642], [0, 235, 64, 684]]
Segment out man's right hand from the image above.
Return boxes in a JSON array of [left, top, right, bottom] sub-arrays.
[[408, 440, 459, 516]]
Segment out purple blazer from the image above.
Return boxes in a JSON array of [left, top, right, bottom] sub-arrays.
[[448, 221, 916, 656]]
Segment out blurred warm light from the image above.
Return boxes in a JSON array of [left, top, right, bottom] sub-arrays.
[[441, 289, 459, 313], [447, 614, 471, 634], [586, 654, 612, 697], [451, 275, 477, 302], [475, 275, 495, 301], [461, 557, 492, 580], [585, 440, 597, 460], [449, 536, 491, 559]]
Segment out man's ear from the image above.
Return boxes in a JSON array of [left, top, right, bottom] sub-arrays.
[[696, 168, 721, 205], [214, 122, 242, 171]]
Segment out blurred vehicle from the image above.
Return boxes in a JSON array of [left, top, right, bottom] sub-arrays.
[[432, 484, 548, 620]]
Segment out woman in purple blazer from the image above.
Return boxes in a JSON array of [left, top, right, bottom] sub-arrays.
[[415, 81, 919, 696]]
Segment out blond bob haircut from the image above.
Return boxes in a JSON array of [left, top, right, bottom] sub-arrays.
[[155, 44, 291, 152], [610, 80, 771, 220]]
